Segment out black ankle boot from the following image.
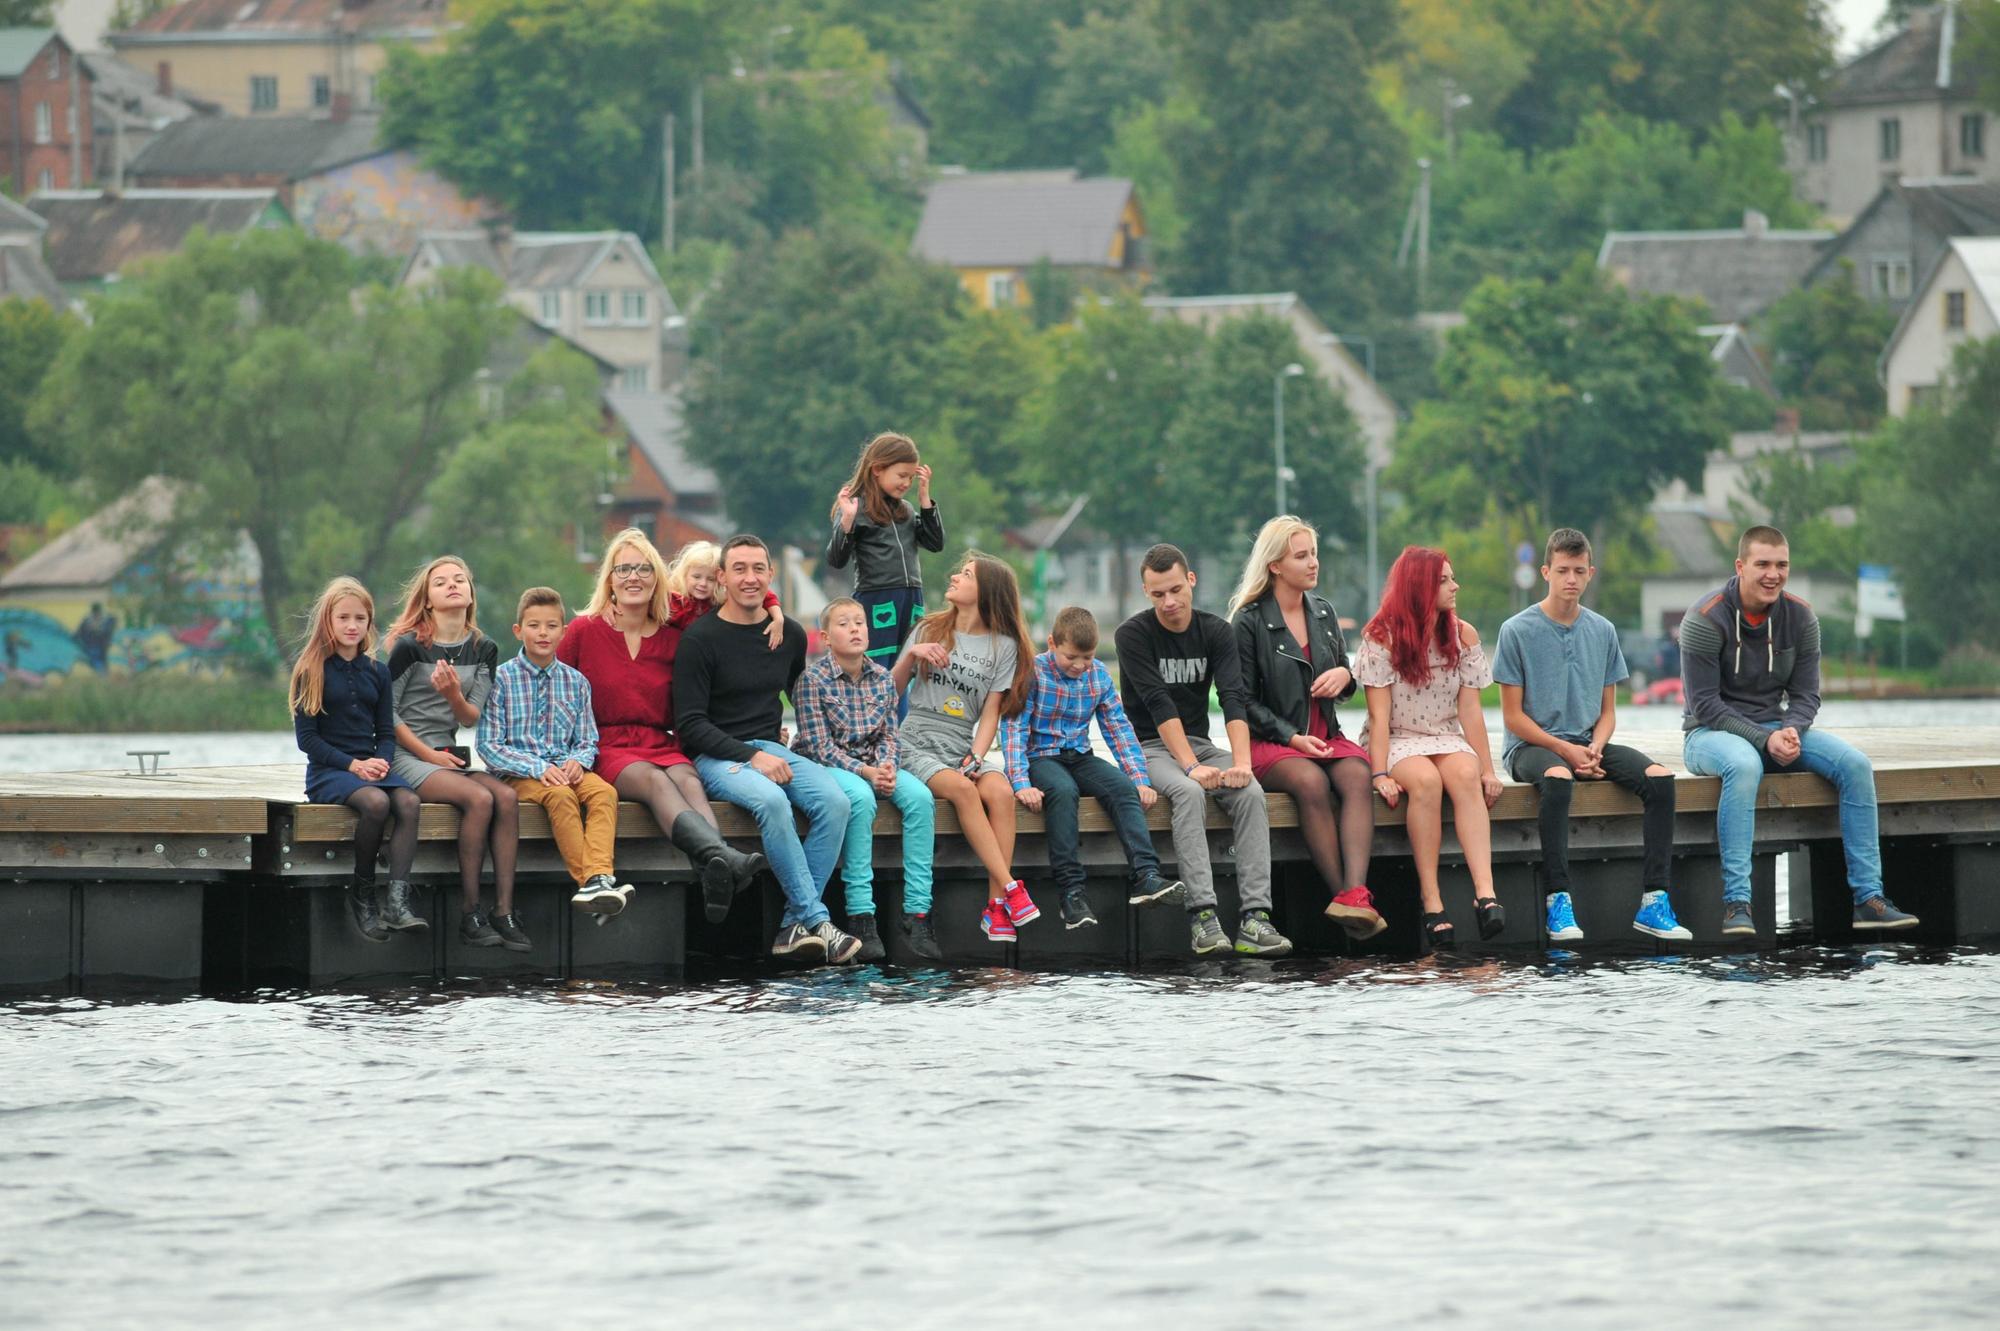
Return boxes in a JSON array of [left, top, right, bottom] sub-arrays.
[[902, 911, 944, 962], [347, 880, 388, 942], [850, 913, 885, 961], [379, 880, 428, 932], [671, 812, 743, 923], [714, 839, 768, 893]]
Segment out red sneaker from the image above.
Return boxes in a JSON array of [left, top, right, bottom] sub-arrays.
[[981, 899, 1017, 942], [1002, 879, 1040, 926], [1326, 885, 1388, 939]]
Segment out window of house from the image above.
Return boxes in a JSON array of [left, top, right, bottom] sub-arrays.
[[621, 291, 647, 324], [47, 48, 60, 79], [538, 291, 560, 325], [250, 76, 278, 112], [1908, 383, 1939, 411], [1964, 113, 1986, 159], [1879, 116, 1901, 161], [1807, 123, 1827, 162], [1870, 258, 1912, 299], [584, 291, 611, 324], [32, 102, 50, 145], [36, 168, 53, 192], [988, 273, 1017, 306], [619, 365, 649, 391], [1946, 290, 1968, 330], [312, 76, 331, 109]]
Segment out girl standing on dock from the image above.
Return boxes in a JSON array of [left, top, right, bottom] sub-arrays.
[[1230, 516, 1385, 941], [384, 556, 521, 950], [558, 529, 766, 922], [892, 553, 1034, 941], [1355, 547, 1505, 949], [662, 539, 787, 644], [826, 433, 945, 670], [290, 576, 421, 945]]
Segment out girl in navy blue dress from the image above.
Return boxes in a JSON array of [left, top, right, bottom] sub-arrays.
[[290, 576, 421, 943]]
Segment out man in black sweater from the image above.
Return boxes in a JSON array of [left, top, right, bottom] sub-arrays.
[[677, 535, 861, 964], [1114, 544, 1289, 957]]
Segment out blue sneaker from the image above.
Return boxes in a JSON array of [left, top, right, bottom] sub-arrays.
[[1720, 901, 1756, 937], [1853, 896, 1919, 930], [1545, 892, 1583, 942], [1632, 890, 1691, 940]]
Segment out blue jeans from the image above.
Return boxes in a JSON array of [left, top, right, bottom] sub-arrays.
[[824, 765, 935, 916], [694, 741, 850, 929], [1683, 725, 1883, 904], [1029, 751, 1160, 893]]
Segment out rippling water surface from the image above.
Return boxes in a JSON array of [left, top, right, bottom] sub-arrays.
[[3, 948, 1997, 1329]]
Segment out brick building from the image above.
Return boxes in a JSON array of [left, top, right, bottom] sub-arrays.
[[0, 29, 93, 194]]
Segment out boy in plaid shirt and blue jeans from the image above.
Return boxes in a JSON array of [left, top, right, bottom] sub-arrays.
[[477, 588, 629, 925], [1004, 606, 1183, 930], [790, 598, 943, 962]]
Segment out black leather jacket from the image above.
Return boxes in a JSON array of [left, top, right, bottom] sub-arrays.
[[1231, 590, 1358, 744]]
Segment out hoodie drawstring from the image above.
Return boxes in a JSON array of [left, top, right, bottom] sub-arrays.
[[1733, 607, 1774, 676]]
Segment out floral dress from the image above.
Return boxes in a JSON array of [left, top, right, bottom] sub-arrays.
[[1353, 632, 1492, 769]]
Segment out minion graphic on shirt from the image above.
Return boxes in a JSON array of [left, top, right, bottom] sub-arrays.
[[942, 693, 966, 718]]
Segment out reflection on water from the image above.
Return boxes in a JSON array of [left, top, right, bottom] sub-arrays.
[[4, 947, 1997, 1329]]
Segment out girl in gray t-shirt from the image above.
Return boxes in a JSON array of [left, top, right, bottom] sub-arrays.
[[892, 554, 1034, 937]]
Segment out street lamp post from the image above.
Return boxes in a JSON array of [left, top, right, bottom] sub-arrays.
[[1326, 332, 1381, 607], [1273, 362, 1304, 514]]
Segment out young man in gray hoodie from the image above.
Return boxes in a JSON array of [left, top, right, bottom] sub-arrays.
[[1680, 526, 1919, 936]]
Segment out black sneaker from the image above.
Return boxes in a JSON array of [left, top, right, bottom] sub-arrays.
[[850, 913, 885, 962], [1129, 875, 1183, 907], [459, 902, 501, 948], [572, 874, 629, 917], [771, 922, 827, 958], [814, 920, 863, 964], [491, 911, 532, 952], [902, 912, 944, 961], [347, 881, 388, 943], [1060, 888, 1099, 929]]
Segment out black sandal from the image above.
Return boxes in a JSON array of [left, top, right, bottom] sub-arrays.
[[1474, 896, 1507, 941], [1423, 911, 1455, 949]]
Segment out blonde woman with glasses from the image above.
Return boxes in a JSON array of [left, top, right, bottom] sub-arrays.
[[557, 529, 766, 922]]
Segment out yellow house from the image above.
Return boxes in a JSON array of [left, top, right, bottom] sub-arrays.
[[105, 0, 455, 118], [912, 169, 1149, 311]]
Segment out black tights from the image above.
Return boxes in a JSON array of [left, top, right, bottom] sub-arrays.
[[417, 769, 520, 909], [614, 761, 716, 831], [345, 785, 420, 882], [1261, 755, 1375, 895]]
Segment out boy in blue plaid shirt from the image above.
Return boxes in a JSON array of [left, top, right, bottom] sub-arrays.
[[790, 598, 943, 962], [1004, 606, 1183, 929], [477, 587, 629, 926]]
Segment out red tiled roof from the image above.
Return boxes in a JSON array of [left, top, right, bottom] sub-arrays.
[[121, 0, 452, 38]]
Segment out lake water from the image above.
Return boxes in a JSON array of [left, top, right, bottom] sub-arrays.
[[3, 950, 1997, 1328]]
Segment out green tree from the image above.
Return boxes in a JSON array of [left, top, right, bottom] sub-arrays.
[[30, 229, 509, 637], [379, 0, 741, 231], [1859, 337, 2000, 651], [1761, 263, 1899, 429], [1392, 263, 1725, 548], [1162, 0, 1412, 327], [0, 297, 76, 475], [685, 229, 1042, 546], [906, 0, 1096, 168], [1034, 7, 1174, 174]]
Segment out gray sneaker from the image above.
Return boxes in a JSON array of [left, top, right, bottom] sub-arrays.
[[1189, 908, 1229, 954], [1720, 901, 1756, 937], [813, 920, 864, 964], [772, 922, 828, 958], [572, 874, 629, 916], [1234, 909, 1294, 957]]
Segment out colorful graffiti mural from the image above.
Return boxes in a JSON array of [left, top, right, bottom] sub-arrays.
[[294, 150, 489, 257], [0, 605, 270, 686]]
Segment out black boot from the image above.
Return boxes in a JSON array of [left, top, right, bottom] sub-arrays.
[[379, 879, 428, 932], [715, 840, 768, 893], [672, 813, 745, 923], [348, 880, 388, 942], [850, 913, 885, 962], [902, 911, 944, 962]]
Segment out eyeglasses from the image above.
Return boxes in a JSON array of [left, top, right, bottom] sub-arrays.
[[611, 563, 655, 579]]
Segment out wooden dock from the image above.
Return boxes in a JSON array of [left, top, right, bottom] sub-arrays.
[[3, 727, 1997, 991]]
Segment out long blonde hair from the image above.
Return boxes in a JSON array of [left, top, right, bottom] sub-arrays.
[[831, 431, 920, 527], [663, 539, 720, 601], [384, 554, 480, 648], [288, 576, 375, 717], [912, 551, 1034, 718], [1227, 516, 1318, 618], [585, 527, 673, 622]]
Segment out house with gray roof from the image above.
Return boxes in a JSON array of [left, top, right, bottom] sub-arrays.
[[1597, 210, 1833, 323], [1787, 5, 1995, 224], [84, 50, 210, 190], [401, 228, 679, 393], [126, 111, 485, 255], [912, 169, 1148, 312], [1882, 234, 2000, 416], [26, 187, 288, 285], [1802, 176, 2000, 310], [601, 389, 732, 550]]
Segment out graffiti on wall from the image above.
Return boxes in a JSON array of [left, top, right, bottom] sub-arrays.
[[0, 604, 270, 686], [293, 150, 488, 257]]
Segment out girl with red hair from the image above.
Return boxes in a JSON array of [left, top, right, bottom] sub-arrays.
[[1355, 546, 1505, 948]]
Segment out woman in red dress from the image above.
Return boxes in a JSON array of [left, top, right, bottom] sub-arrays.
[[558, 529, 765, 918]]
